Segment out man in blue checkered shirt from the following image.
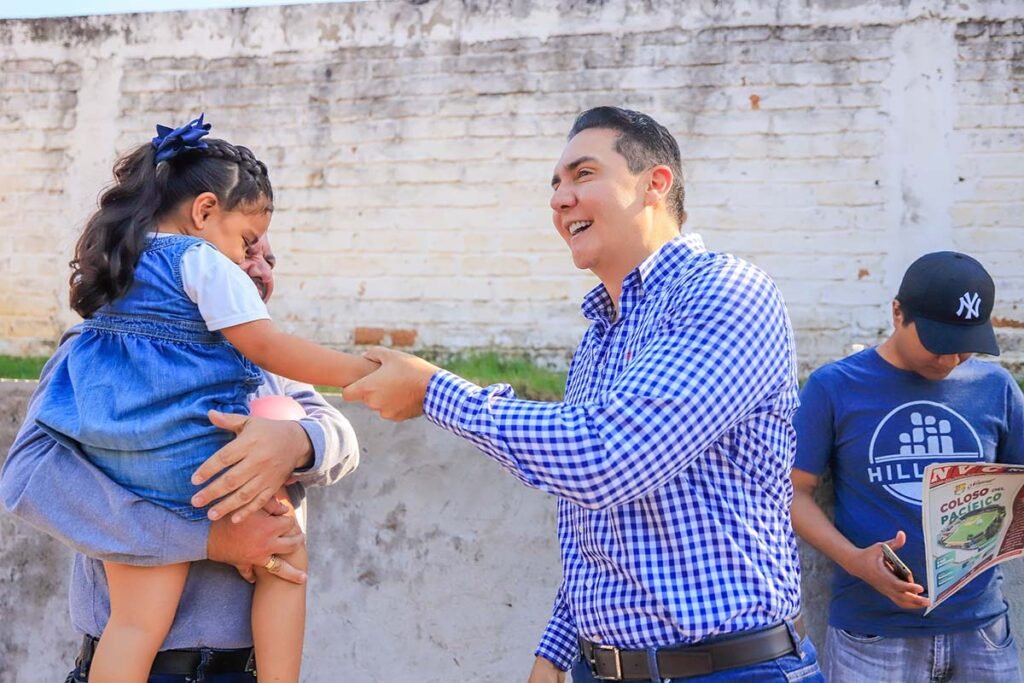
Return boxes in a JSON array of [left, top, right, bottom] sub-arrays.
[[347, 107, 822, 683]]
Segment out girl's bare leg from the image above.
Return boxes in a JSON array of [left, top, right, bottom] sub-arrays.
[[252, 541, 307, 683], [89, 562, 189, 683]]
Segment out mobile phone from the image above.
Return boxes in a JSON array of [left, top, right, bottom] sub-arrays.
[[881, 543, 912, 582]]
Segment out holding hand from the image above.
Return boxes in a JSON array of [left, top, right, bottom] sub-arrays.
[[207, 495, 306, 584], [343, 347, 440, 421], [845, 530, 931, 610], [191, 409, 313, 523]]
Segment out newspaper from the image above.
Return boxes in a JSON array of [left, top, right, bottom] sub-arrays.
[[922, 463, 1024, 614]]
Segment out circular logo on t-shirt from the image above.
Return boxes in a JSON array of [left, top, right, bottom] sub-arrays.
[[867, 401, 983, 505]]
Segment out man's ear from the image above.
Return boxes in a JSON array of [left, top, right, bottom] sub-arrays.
[[644, 165, 674, 209], [892, 300, 903, 326], [190, 192, 220, 230]]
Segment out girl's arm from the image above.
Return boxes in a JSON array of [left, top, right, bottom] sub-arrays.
[[221, 319, 379, 388]]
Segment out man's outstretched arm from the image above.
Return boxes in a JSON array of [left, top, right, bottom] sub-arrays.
[[347, 264, 795, 510]]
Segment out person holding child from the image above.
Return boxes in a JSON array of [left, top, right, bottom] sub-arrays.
[[2, 232, 353, 682], [6, 114, 376, 682]]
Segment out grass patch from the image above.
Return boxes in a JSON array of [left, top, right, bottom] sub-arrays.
[[313, 352, 565, 401], [0, 355, 48, 380], [4, 353, 1020, 403], [430, 350, 567, 402], [0, 351, 567, 401], [320, 351, 567, 401]]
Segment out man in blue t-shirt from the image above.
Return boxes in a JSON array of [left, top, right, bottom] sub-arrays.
[[792, 251, 1024, 682]]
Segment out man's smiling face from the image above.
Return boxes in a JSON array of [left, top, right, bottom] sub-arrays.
[[241, 235, 276, 303], [549, 127, 647, 277]]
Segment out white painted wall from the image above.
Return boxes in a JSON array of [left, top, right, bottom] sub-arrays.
[[0, 1, 1021, 372]]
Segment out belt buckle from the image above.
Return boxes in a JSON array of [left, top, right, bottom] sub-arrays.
[[591, 643, 624, 680]]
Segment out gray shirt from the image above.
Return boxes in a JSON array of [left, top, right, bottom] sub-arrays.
[[1, 326, 359, 649]]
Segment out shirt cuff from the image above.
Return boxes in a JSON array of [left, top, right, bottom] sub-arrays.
[[423, 370, 482, 435], [163, 513, 212, 563], [291, 418, 325, 477], [535, 614, 580, 672]]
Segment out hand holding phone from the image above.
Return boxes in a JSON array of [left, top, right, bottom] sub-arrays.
[[881, 542, 913, 582], [850, 533, 930, 610]]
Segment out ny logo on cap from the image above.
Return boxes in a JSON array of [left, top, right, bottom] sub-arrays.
[[957, 291, 981, 320]]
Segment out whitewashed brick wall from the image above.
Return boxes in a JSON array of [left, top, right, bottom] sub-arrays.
[[0, 0, 1021, 372]]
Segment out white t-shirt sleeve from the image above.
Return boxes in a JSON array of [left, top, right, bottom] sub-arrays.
[[180, 242, 270, 331]]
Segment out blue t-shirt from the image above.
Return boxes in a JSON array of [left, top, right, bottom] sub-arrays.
[[795, 348, 1024, 636]]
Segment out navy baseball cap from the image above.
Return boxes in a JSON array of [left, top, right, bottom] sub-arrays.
[[896, 251, 999, 356]]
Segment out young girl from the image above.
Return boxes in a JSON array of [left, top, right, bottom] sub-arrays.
[[34, 114, 378, 683]]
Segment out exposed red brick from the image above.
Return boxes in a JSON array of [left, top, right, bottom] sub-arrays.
[[353, 327, 386, 345], [388, 329, 418, 347], [353, 327, 418, 346], [993, 316, 1024, 329]]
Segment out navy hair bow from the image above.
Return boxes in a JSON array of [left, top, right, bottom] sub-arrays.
[[152, 113, 211, 164]]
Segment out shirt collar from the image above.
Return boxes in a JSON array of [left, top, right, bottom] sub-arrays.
[[580, 232, 707, 323], [635, 232, 707, 293]]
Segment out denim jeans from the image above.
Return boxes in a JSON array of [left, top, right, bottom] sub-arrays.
[[570, 636, 823, 683], [65, 663, 256, 683], [824, 615, 1023, 683]]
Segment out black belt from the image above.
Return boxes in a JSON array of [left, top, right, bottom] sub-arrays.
[[580, 614, 806, 681], [77, 635, 255, 676]]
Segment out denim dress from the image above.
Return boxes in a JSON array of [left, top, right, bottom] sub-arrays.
[[36, 235, 264, 521]]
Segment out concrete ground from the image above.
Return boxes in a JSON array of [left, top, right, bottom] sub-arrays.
[[2, 380, 1023, 681]]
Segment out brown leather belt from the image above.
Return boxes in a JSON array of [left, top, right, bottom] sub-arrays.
[[77, 635, 256, 675], [580, 614, 805, 681]]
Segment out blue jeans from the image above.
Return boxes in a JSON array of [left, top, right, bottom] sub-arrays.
[[571, 636, 823, 682], [65, 664, 256, 683], [824, 616, 1023, 683]]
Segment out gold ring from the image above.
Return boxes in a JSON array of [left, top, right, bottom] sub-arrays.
[[263, 555, 282, 574]]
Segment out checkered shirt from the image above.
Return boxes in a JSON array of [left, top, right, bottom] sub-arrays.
[[424, 233, 803, 671]]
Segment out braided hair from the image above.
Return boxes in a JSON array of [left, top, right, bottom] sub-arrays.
[[70, 138, 273, 318]]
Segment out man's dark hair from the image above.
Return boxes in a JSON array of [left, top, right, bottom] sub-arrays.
[[568, 106, 686, 224], [895, 299, 916, 326]]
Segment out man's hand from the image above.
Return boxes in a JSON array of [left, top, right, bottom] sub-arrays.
[[791, 470, 929, 611], [343, 347, 439, 421], [844, 530, 931, 610], [207, 496, 306, 584], [526, 656, 565, 683], [191, 410, 313, 523]]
